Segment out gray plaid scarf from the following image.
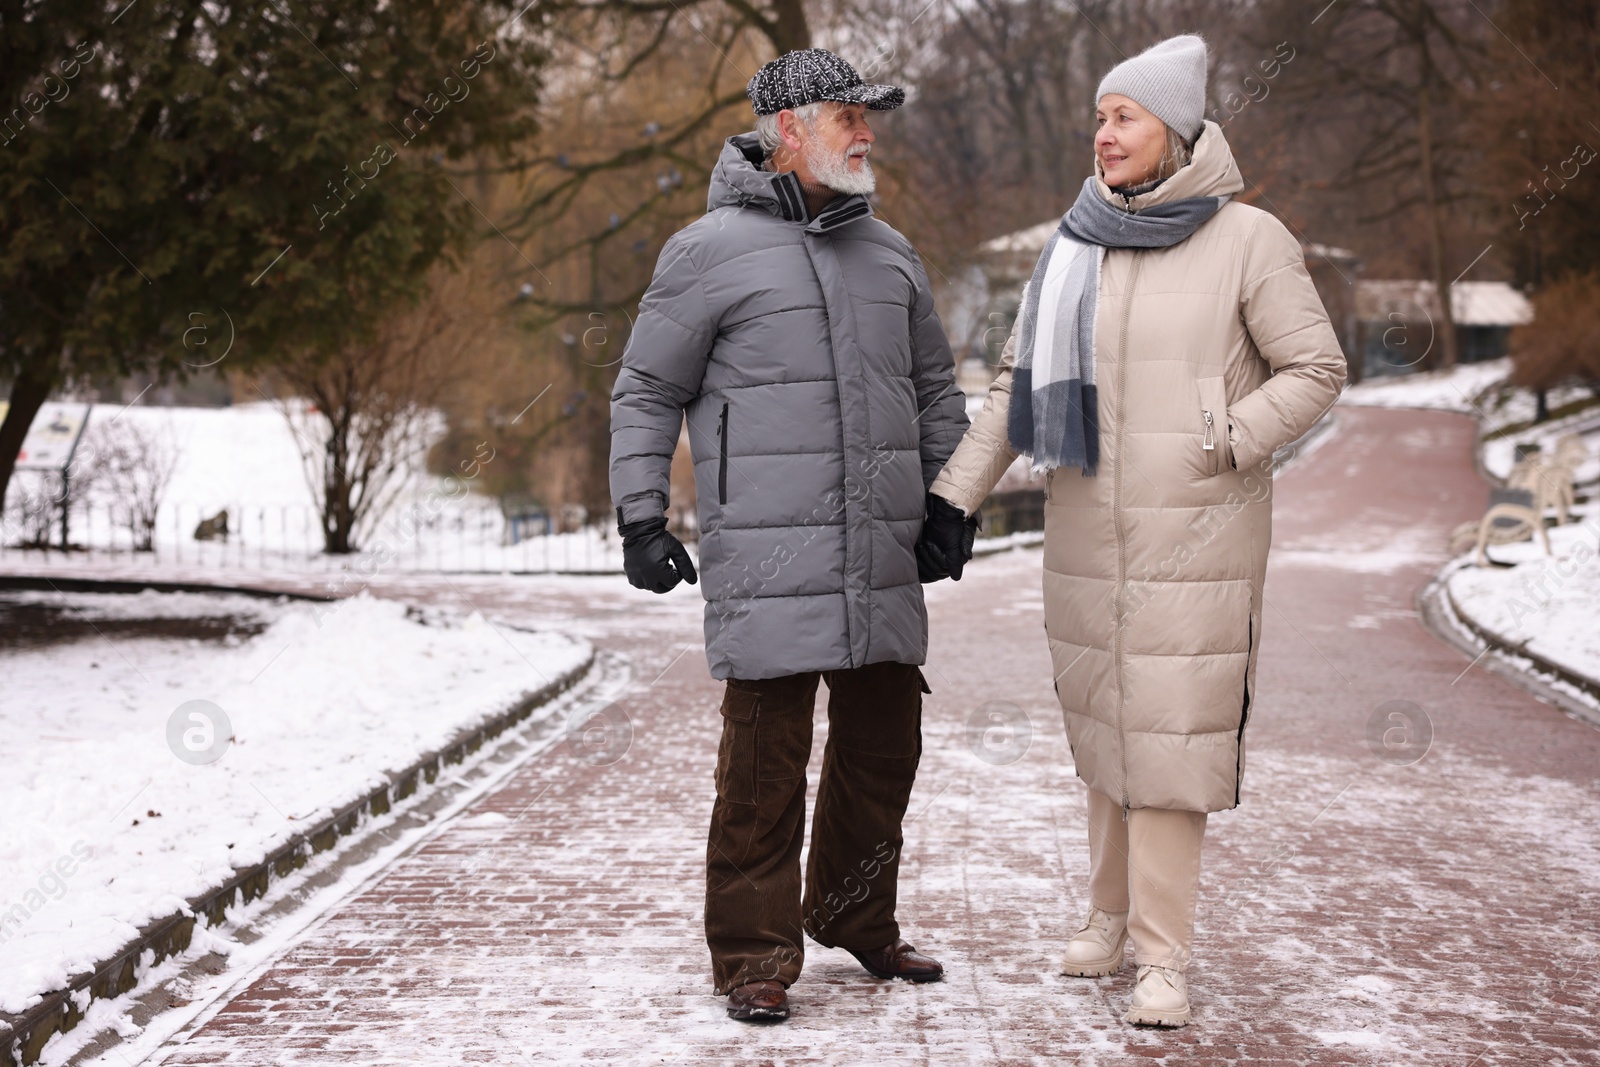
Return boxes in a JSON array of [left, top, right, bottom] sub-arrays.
[[1007, 175, 1230, 475]]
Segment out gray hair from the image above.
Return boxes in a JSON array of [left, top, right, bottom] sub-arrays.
[[754, 100, 828, 158]]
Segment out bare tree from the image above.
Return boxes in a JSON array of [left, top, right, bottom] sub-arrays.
[[272, 273, 496, 554], [85, 418, 180, 552], [1252, 0, 1494, 369]]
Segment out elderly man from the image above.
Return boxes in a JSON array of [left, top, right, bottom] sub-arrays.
[[609, 48, 976, 1021]]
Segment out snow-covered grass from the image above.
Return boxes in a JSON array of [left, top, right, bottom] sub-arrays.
[[1339, 357, 1512, 413], [1446, 513, 1600, 694], [0, 588, 590, 1015]]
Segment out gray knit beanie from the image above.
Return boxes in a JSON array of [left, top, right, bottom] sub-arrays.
[[1096, 34, 1208, 143]]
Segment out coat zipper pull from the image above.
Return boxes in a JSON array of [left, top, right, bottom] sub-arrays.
[[1122, 802, 1130, 823], [1202, 410, 1216, 451]]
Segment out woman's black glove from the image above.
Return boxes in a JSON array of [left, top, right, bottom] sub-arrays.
[[915, 493, 980, 582], [618, 515, 698, 593]]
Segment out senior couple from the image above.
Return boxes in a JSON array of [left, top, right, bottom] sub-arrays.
[[610, 37, 1346, 1027]]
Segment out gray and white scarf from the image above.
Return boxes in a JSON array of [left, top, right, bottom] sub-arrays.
[[1007, 175, 1230, 475]]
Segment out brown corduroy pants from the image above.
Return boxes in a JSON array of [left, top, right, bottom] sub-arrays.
[[704, 661, 926, 994]]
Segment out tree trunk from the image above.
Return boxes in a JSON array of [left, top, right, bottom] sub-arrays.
[[769, 0, 811, 52], [323, 413, 357, 554], [0, 354, 60, 517], [1417, 76, 1460, 370]]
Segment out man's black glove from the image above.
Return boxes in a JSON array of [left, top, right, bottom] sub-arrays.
[[618, 514, 698, 594], [915, 493, 980, 583]]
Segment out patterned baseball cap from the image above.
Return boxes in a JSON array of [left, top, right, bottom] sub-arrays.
[[746, 48, 905, 116]]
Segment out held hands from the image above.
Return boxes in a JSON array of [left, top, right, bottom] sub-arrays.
[[915, 492, 980, 583], [618, 515, 698, 594]]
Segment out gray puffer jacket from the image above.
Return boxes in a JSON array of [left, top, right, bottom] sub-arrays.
[[610, 133, 968, 681]]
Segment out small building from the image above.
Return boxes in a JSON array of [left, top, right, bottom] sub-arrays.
[[1355, 280, 1534, 379]]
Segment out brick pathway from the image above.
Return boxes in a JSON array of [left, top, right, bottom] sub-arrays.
[[122, 407, 1599, 1065]]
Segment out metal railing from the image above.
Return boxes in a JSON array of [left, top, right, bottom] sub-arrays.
[[0, 501, 626, 575], [1, 492, 1046, 578]]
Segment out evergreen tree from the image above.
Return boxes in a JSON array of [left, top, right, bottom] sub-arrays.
[[0, 0, 546, 508]]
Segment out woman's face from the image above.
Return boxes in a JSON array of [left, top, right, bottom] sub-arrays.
[[1095, 94, 1167, 188]]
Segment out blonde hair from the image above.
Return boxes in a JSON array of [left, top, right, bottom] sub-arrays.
[[1154, 124, 1195, 181]]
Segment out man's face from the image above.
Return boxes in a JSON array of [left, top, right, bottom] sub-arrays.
[[781, 101, 877, 195]]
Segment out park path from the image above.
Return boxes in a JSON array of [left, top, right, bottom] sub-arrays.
[[132, 406, 1600, 1066]]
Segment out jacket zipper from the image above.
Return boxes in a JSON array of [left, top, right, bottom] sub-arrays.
[[1235, 612, 1253, 806], [1203, 410, 1218, 476], [717, 401, 729, 506], [1112, 251, 1143, 820]]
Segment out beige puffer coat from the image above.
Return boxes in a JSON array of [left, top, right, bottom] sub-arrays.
[[931, 121, 1346, 813]]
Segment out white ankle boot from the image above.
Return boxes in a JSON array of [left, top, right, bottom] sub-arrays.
[[1059, 907, 1128, 977], [1125, 964, 1190, 1027]]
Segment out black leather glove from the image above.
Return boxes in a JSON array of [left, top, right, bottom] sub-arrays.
[[618, 514, 698, 594], [915, 493, 980, 582]]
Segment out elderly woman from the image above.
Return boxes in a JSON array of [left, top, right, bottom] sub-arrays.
[[927, 35, 1345, 1026]]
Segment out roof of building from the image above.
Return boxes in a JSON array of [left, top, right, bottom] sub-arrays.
[[980, 221, 1360, 260], [1303, 242, 1361, 265], [1355, 280, 1534, 327], [978, 220, 1060, 258]]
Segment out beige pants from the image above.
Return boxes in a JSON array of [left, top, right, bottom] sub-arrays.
[[1085, 788, 1207, 971]]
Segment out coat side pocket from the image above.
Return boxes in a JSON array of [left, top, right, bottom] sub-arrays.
[[1197, 376, 1233, 476], [715, 684, 759, 804]]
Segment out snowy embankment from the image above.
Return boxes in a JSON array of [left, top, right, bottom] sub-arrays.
[[1338, 357, 1513, 413], [1344, 362, 1600, 698], [1444, 514, 1600, 705], [0, 588, 590, 1015]]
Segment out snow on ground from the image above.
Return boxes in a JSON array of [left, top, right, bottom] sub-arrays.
[[1339, 358, 1511, 413], [0, 588, 590, 1015], [1446, 513, 1600, 689]]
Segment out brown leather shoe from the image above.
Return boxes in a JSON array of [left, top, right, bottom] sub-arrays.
[[848, 938, 944, 983], [725, 979, 789, 1021]]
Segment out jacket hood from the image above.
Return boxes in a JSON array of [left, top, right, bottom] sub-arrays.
[[1093, 120, 1244, 211], [707, 133, 875, 233]]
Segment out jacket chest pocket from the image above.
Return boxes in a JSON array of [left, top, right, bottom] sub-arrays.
[[1196, 376, 1231, 477]]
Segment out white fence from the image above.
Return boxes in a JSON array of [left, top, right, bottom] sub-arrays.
[[0, 500, 627, 574]]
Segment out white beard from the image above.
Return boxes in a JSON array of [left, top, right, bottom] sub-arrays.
[[806, 141, 875, 196]]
